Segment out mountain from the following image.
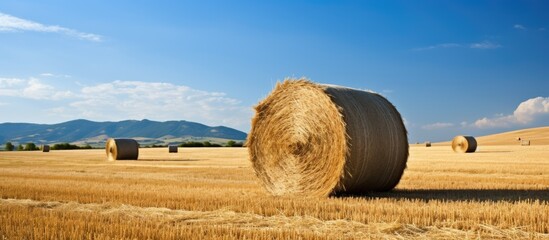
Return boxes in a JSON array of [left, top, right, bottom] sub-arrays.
[[434, 126, 549, 146], [0, 119, 247, 146]]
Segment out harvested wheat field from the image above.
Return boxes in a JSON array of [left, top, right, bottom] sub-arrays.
[[1, 145, 549, 239]]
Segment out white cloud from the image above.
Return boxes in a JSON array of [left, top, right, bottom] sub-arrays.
[[0, 12, 102, 42], [65, 80, 252, 130], [514, 24, 526, 30], [414, 41, 501, 51], [474, 97, 549, 128], [1, 76, 252, 130], [421, 122, 455, 130], [469, 41, 501, 49], [0, 77, 74, 100]]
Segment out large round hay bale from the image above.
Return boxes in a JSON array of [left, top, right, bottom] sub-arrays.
[[247, 79, 409, 197], [425, 141, 431, 147], [106, 138, 139, 161], [42, 145, 50, 152], [168, 145, 178, 153], [451, 136, 477, 153]]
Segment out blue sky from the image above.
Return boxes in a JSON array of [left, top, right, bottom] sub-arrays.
[[0, 1, 548, 142]]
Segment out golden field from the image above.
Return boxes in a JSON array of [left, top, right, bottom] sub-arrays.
[[1, 145, 548, 239]]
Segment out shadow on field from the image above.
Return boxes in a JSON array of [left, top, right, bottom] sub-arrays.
[[474, 151, 513, 153], [346, 189, 549, 202], [137, 159, 206, 162]]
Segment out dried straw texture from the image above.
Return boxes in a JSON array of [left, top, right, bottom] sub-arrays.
[[106, 138, 139, 161], [452, 136, 477, 153], [42, 145, 50, 152], [521, 140, 531, 146], [248, 79, 409, 197], [168, 145, 178, 153]]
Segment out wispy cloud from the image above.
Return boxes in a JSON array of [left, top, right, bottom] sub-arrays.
[[514, 24, 526, 30], [414, 41, 501, 51], [0, 12, 102, 42], [40, 73, 72, 78], [473, 97, 549, 128], [421, 122, 455, 130], [412, 43, 461, 51], [469, 41, 501, 49]]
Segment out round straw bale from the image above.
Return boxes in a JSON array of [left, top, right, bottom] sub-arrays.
[[168, 145, 178, 153], [451, 136, 477, 153], [425, 141, 431, 147], [42, 145, 50, 152], [106, 138, 139, 161], [247, 79, 409, 197]]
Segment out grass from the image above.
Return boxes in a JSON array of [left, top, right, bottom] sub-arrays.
[[1, 146, 548, 239]]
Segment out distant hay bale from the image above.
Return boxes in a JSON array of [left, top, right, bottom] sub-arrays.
[[42, 145, 50, 152], [248, 79, 409, 197], [106, 138, 139, 161], [168, 145, 178, 153], [452, 136, 477, 153], [521, 140, 530, 146], [425, 141, 431, 147]]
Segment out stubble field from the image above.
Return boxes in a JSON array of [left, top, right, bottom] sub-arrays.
[[1, 145, 548, 239]]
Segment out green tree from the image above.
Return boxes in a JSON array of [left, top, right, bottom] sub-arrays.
[[17, 145, 24, 151], [226, 140, 243, 147], [179, 141, 205, 147], [5, 142, 15, 151], [24, 142, 39, 151]]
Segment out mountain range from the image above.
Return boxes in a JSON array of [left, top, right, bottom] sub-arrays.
[[0, 119, 247, 147]]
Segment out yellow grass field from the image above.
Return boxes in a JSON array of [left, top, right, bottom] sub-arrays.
[[1, 145, 548, 239]]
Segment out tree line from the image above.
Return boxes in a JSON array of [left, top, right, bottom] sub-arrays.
[[3, 142, 93, 151], [3, 140, 244, 151], [145, 140, 244, 148]]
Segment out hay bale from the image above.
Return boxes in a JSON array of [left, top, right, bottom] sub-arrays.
[[521, 140, 530, 146], [168, 145, 178, 153], [42, 145, 50, 152], [451, 136, 477, 153], [106, 138, 139, 161], [425, 141, 431, 147], [247, 79, 409, 197]]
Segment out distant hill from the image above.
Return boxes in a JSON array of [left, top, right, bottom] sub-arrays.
[[434, 126, 549, 146], [0, 119, 247, 147]]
